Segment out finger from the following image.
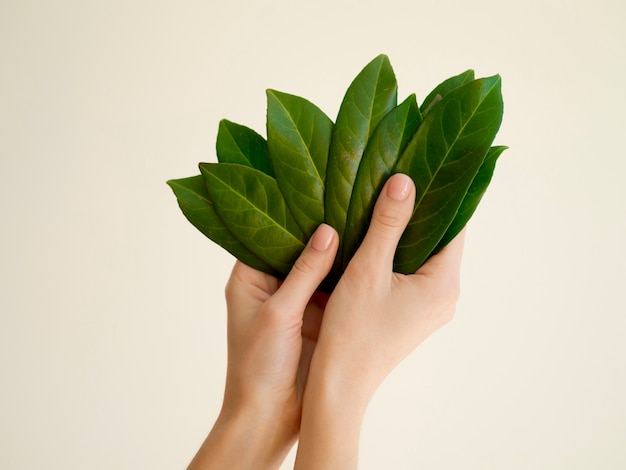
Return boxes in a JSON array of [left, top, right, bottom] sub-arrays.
[[271, 223, 338, 315], [353, 173, 415, 270], [224, 262, 280, 324], [416, 228, 466, 279], [227, 261, 279, 299]]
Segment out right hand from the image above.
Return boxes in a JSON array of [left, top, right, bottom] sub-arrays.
[[295, 173, 467, 469], [310, 172, 465, 403]]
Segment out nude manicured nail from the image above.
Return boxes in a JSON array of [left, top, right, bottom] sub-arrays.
[[311, 224, 334, 252], [387, 174, 412, 201]]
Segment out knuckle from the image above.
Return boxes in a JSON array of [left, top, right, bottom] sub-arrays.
[[343, 256, 385, 295], [437, 282, 460, 307], [439, 304, 457, 325], [374, 206, 407, 231], [443, 277, 461, 303], [224, 277, 237, 303], [292, 251, 318, 277]]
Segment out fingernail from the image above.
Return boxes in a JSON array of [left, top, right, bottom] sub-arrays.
[[387, 174, 412, 201], [311, 223, 334, 252]]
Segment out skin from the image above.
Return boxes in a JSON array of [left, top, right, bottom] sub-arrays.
[[188, 173, 465, 469]]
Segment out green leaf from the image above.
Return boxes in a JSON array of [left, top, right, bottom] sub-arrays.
[[420, 69, 475, 116], [167, 56, 507, 293], [216, 119, 274, 177], [393, 75, 504, 274], [200, 162, 306, 275], [432, 145, 507, 254], [325, 54, 398, 272], [166, 175, 276, 274], [266, 89, 333, 236], [341, 94, 421, 269]]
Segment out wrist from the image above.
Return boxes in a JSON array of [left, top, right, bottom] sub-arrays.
[[307, 338, 384, 405], [189, 403, 296, 470], [295, 354, 374, 469]]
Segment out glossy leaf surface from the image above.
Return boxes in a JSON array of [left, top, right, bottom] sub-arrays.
[[420, 69, 475, 116], [341, 94, 421, 269], [216, 119, 274, 176], [393, 76, 504, 274], [200, 162, 305, 275], [266, 89, 333, 235], [325, 54, 398, 258], [166, 175, 275, 274], [433, 145, 507, 253], [168, 56, 506, 290]]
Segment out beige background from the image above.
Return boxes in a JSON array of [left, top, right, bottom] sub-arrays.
[[1, 0, 625, 468]]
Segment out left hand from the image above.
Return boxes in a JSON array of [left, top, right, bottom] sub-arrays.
[[189, 223, 338, 469], [222, 234, 336, 431]]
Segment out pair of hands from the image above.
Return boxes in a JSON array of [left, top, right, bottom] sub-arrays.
[[189, 174, 465, 469]]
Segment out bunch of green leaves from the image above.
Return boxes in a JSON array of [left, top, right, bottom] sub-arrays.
[[167, 55, 505, 290]]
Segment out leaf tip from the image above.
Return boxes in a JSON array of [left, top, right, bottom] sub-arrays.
[[198, 162, 212, 174], [166, 176, 193, 190], [266, 88, 281, 99], [487, 73, 502, 84], [374, 52, 390, 62], [363, 53, 392, 72]]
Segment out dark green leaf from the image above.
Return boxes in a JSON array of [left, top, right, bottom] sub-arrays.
[[432, 145, 507, 254], [200, 162, 305, 275], [166, 175, 276, 274], [216, 119, 274, 177], [393, 75, 504, 274], [420, 69, 475, 116], [266, 89, 333, 236], [325, 54, 398, 273], [168, 56, 507, 292], [341, 94, 421, 269]]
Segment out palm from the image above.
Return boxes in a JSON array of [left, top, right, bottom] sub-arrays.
[[224, 262, 327, 420]]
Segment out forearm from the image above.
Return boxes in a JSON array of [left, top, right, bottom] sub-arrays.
[[188, 406, 296, 470], [294, 352, 377, 470]]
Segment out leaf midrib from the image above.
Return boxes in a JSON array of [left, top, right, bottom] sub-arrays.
[[338, 60, 389, 238], [212, 171, 305, 248], [224, 123, 252, 166], [270, 92, 324, 188], [361, 60, 386, 142], [342, 102, 412, 263], [405, 81, 499, 216]]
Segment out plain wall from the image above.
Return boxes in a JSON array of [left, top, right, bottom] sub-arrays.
[[1, 0, 625, 468]]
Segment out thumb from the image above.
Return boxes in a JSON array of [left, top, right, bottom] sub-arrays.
[[271, 223, 338, 314], [353, 173, 415, 270]]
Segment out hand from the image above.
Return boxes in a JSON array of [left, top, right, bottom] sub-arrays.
[[188, 224, 338, 469], [295, 173, 466, 469], [318, 173, 464, 395]]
